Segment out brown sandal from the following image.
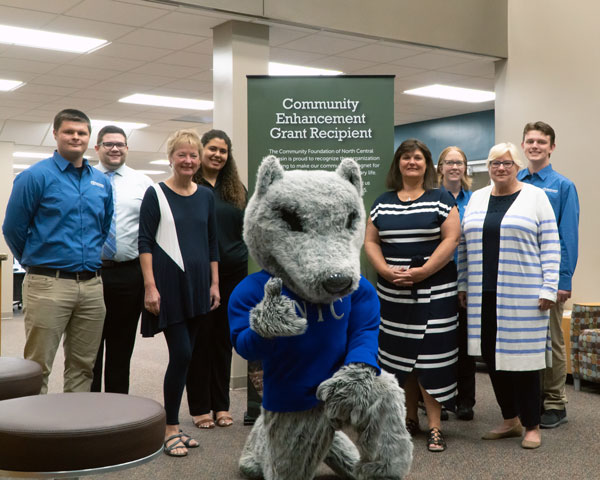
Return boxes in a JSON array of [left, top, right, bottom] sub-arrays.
[[193, 415, 215, 429], [215, 414, 233, 427]]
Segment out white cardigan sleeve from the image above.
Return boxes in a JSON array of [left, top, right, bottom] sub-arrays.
[[535, 188, 560, 302]]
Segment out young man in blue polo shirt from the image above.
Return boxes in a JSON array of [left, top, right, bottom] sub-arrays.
[[518, 121, 579, 428], [3, 109, 113, 393]]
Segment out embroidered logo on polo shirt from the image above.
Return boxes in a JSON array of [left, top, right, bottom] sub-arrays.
[[90, 180, 105, 188], [542, 187, 558, 193]]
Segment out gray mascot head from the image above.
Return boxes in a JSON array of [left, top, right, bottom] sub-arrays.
[[244, 156, 365, 304]]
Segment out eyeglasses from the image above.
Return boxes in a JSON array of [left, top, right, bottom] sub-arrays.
[[490, 160, 515, 169], [443, 160, 464, 167], [100, 142, 127, 149]]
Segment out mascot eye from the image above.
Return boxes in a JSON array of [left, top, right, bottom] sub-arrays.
[[346, 210, 358, 230], [280, 208, 303, 232]]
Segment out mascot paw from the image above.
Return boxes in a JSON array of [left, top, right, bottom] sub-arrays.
[[317, 363, 376, 428], [249, 277, 308, 339]]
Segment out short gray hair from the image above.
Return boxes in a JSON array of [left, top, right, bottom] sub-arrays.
[[486, 142, 524, 169]]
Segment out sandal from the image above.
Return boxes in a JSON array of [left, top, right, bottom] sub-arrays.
[[164, 433, 187, 457], [179, 430, 199, 448], [215, 413, 233, 427], [406, 418, 420, 437], [427, 427, 446, 452], [193, 415, 215, 429]]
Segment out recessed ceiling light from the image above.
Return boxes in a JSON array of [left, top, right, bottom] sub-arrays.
[[136, 169, 167, 175], [119, 94, 214, 111], [13, 152, 51, 159], [0, 24, 109, 54], [404, 84, 495, 103], [91, 119, 148, 130], [268, 62, 343, 76], [0, 79, 25, 92], [150, 159, 170, 165]]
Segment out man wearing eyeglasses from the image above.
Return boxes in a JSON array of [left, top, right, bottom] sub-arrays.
[[92, 125, 153, 394], [518, 121, 580, 429], [3, 109, 113, 393]]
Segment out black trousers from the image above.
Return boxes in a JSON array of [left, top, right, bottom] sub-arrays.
[[92, 260, 144, 394], [480, 291, 541, 428], [456, 305, 476, 408], [186, 267, 246, 415]]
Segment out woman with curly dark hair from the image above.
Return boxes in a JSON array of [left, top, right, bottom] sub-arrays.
[[187, 129, 248, 429]]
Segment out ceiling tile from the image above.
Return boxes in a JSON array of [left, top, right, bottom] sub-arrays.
[[126, 128, 169, 152], [96, 42, 172, 61], [111, 72, 174, 87], [144, 11, 220, 36], [268, 26, 312, 47], [353, 63, 426, 78], [0, 5, 57, 27], [155, 51, 212, 68], [64, 0, 169, 27], [130, 62, 204, 78], [449, 76, 495, 91], [29, 73, 99, 88], [0, 0, 80, 14], [66, 53, 146, 72], [154, 79, 212, 94], [184, 39, 213, 54], [438, 60, 496, 78], [391, 52, 469, 70], [279, 32, 369, 56], [45, 64, 121, 81], [0, 71, 39, 82], [17, 83, 75, 96], [117, 28, 201, 50], [309, 56, 377, 73], [0, 119, 50, 144], [42, 16, 134, 40], [0, 57, 58, 74], [269, 47, 326, 65], [340, 42, 430, 63], [0, 45, 76, 63]]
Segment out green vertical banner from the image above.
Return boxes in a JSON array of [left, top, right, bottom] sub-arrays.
[[243, 75, 394, 424]]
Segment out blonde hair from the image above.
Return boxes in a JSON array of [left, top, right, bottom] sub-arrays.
[[486, 142, 524, 169], [167, 129, 202, 159], [437, 146, 472, 190]]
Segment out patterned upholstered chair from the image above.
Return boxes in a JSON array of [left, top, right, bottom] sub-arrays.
[[570, 303, 600, 391]]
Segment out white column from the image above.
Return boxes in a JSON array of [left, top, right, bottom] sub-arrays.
[[495, 0, 599, 304], [0, 141, 15, 323], [212, 21, 269, 388]]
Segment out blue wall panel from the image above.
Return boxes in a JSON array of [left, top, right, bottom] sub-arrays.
[[394, 109, 494, 164]]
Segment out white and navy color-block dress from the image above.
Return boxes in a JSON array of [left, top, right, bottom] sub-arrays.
[[457, 183, 560, 371], [371, 189, 458, 407]]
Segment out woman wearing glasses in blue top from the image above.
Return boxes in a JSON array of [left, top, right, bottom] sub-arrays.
[[437, 147, 474, 422]]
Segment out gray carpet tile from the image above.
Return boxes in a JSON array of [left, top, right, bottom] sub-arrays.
[[2, 311, 600, 479]]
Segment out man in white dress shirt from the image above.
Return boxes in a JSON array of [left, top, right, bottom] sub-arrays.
[[92, 125, 154, 393]]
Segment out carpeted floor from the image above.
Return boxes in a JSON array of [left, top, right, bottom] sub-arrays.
[[2, 311, 600, 479]]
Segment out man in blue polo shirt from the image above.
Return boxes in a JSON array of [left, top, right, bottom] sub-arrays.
[[518, 121, 579, 429], [3, 109, 113, 394]]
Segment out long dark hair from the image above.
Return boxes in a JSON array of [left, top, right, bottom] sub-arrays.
[[194, 129, 247, 209], [386, 138, 438, 191]]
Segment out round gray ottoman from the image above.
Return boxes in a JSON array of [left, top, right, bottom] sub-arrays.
[[0, 356, 42, 400], [0, 392, 165, 477]]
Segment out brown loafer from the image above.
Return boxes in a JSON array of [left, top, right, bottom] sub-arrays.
[[481, 424, 523, 440]]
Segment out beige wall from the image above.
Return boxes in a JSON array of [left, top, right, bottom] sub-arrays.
[[495, 0, 599, 305], [0, 142, 14, 321], [180, 0, 507, 57]]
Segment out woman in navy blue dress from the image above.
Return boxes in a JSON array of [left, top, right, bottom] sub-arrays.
[[365, 139, 460, 452], [139, 129, 219, 457]]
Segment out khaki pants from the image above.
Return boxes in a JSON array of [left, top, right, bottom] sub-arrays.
[[23, 273, 106, 394], [541, 302, 567, 410]]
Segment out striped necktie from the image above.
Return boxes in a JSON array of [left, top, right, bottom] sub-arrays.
[[102, 171, 117, 260]]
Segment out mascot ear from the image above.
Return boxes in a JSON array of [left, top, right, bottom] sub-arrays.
[[255, 155, 285, 198], [336, 158, 363, 196]]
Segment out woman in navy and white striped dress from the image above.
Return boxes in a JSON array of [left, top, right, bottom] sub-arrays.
[[365, 139, 460, 453]]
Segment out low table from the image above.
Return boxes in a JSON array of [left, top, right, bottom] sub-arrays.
[[0, 392, 165, 479]]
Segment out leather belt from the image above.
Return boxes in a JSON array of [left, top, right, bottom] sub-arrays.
[[101, 258, 139, 268], [27, 266, 100, 281]]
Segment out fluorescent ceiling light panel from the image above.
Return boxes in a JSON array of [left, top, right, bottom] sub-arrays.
[[91, 119, 148, 130], [119, 94, 214, 111], [13, 164, 31, 170], [0, 24, 108, 54], [136, 169, 167, 175], [269, 62, 342, 76], [0, 79, 25, 91], [13, 152, 51, 159], [404, 84, 495, 103], [150, 159, 170, 165]]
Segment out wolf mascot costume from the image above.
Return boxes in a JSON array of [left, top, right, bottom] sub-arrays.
[[229, 156, 413, 480]]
